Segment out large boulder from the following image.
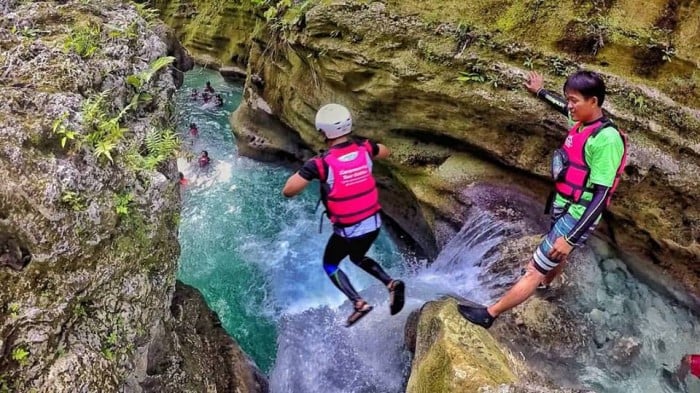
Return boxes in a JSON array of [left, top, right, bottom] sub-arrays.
[[405, 298, 518, 392], [405, 298, 589, 393]]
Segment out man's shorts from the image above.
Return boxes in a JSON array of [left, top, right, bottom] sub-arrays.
[[533, 209, 595, 274]]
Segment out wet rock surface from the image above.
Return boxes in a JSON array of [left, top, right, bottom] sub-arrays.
[[140, 281, 268, 393]]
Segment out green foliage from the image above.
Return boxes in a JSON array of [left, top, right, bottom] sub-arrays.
[[64, 24, 101, 58], [126, 56, 175, 91], [259, 0, 310, 30], [11, 347, 29, 366], [549, 56, 568, 76], [11, 25, 42, 39], [457, 59, 489, 84], [107, 22, 138, 42], [263, 5, 280, 21], [101, 315, 130, 361], [523, 57, 534, 69], [106, 331, 119, 346], [144, 128, 179, 169], [486, 74, 503, 89], [659, 45, 676, 62], [55, 345, 66, 358], [8, 303, 20, 319], [72, 301, 87, 318], [82, 92, 131, 163], [133, 2, 159, 25], [126, 56, 175, 110], [457, 72, 485, 83], [101, 347, 115, 361], [126, 128, 180, 171], [627, 91, 647, 112], [52, 113, 77, 149], [114, 193, 133, 216], [61, 190, 87, 211], [0, 375, 10, 393]]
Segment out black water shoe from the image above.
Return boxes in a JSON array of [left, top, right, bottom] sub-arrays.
[[389, 280, 405, 315], [457, 304, 495, 329]]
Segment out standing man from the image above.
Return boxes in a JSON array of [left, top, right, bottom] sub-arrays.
[[282, 103, 406, 327], [459, 70, 628, 328]]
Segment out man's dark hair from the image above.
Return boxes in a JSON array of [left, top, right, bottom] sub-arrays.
[[563, 71, 606, 107]]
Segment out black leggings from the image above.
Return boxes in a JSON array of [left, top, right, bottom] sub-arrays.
[[322, 229, 393, 303]]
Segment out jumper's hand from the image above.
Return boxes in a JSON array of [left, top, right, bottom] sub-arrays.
[[548, 236, 573, 262], [524, 71, 544, 95]]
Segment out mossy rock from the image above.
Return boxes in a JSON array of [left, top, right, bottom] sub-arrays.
[[406, 298, 518, 393]]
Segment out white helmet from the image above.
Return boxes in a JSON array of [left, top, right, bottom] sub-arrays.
[[315, 103, 352, 139]]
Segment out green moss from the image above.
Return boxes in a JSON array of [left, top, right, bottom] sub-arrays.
[[495, 1, 529, 33], [156, 0, 259, 67], [411, 342, 449, 393], [408, 300, 518, 392]]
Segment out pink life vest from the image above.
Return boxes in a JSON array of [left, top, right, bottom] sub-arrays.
[[554, 119, 627, 207], [691, 354, 700, 378], [315, 141, 381, 226]]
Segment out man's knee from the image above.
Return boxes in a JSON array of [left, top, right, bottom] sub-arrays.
[[524, 260, 546, 279], [323, 263, 339, 276]]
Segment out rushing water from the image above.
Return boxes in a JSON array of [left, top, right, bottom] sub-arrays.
[[175, 67, 699, 393]]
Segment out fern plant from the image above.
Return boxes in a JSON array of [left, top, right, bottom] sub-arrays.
[[82, 92, 131, 162], [144, 128, 180, 170], [126, 56, 175, 90], [126, 56, 175, 109]]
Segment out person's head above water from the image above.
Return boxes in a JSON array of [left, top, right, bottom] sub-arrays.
[[201, 150, 208, 157], [563, 70, 606, 123], [190, 123, 197, 128], [315, 103, 352, 141]]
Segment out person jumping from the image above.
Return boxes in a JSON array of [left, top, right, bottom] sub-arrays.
[[282, 103, 406, 327]]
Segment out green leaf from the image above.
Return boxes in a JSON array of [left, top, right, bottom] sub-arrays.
[[95, 140, 116, 162], [126, 74, 142, 89], [107, 331, 118, 345]]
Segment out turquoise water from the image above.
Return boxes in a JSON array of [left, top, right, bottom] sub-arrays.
[[174, 67, 405, 373]]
